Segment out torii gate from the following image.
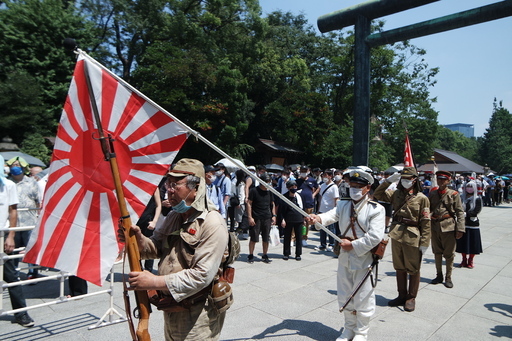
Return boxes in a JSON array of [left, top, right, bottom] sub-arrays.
[[317, 0, 512, 166]]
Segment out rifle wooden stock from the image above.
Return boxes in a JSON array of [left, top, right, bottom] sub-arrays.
[[82, 59, 151, 340], [110, 156, 152, 341]]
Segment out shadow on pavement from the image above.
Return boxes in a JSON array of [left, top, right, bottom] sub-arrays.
[[234, 319, 340, 341], [0, 313, 99, 341]]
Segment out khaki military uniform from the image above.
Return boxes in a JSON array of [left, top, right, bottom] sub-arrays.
[[140, 209, 229, 341], [374, 181, 431, 274], [429, 188, 465, 281], [374, 180, 431, 312]]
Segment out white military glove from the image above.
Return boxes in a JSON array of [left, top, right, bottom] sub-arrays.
[[419, 246, 428, 254], [387, 172, 401, 183]]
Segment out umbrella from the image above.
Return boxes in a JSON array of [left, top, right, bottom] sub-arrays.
[[215, 158, 245, 173], [0, 151, 46, 167], [501, 176, 510, 180], [265, 164, 284, 172]]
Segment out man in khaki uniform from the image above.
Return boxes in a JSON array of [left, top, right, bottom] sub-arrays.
[[120, 159, 229, 340], [428, 170, 465, 288], [373, 167, 431, 312]]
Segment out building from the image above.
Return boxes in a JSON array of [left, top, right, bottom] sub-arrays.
[[418, 148, 487, 174], [444, 123, 474, 138]]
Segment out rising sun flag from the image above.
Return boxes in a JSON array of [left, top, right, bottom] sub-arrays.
[[24, 54, 189, 286]]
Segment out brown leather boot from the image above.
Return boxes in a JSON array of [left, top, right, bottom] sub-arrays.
[[404, 272, 420, 312], [430, 273, 443, 284], [388, 270, 408, 307]]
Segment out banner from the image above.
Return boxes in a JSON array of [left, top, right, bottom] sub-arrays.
[[24, 55, 189, 285], [404, 133, 415, 168]]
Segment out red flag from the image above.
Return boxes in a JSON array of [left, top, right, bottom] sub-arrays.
[[404, 133, 415, 168], [24, 55, 189, 285]]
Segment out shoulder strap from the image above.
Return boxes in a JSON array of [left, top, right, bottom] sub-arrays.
[[321, 183, 335, 197], [392, 193, 416, 219]]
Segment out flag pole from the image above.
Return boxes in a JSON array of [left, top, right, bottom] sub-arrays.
[[81, 57, 151, 341], [77, 49, 342, 243]]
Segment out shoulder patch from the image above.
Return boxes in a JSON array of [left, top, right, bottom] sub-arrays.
[[452, 191, 458, 196]]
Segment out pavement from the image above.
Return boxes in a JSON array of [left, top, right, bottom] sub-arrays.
[[1, 202, 512, 341]]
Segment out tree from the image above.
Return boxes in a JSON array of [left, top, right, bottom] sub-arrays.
[[434, 125, 480, 163], [0, 0, 99, 145], [480, 99, 512, 173]]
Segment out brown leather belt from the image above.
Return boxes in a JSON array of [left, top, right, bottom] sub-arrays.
[[148, 283, 212, 312], [431, 214, 452, 222], [393, 216, 418, 227]]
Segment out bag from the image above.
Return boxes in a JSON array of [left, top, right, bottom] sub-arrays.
[[371, 238, 389, 259], [269, 225, 281, 247], [229, 196, 240, 207]]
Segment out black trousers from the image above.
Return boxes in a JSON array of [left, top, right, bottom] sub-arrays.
[[283, 222, 303, 257]]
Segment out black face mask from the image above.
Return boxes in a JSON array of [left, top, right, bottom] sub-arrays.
[[289, 188, 298, 193]]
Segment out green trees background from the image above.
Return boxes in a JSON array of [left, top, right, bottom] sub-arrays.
[[1, 0, 510, 173]]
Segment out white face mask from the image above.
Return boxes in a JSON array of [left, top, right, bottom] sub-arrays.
[[215, 170, 223, 177], [349, 187, 365, 201], [300, 172, 307, 178], [401, 179, 414, 189], [281, 175, 288, 181], [334, 175, 342, 182], [208, 174, 217, 183], [322, 177, 329, 183]]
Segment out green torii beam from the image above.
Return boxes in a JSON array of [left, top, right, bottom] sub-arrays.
[[317, 0, 512, 166]]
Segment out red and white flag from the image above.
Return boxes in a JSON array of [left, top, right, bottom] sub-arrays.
[[24, 54, 189, 285], [404, 133, 415, 168]]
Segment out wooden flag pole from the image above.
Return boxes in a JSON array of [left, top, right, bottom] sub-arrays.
[[82, 59, 151, 341]]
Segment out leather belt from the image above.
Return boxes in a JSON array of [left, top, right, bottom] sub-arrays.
[[393, 216, 418, 227], [431, 214, 452, 222]]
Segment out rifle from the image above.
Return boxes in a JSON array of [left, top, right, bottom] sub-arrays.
[[83, 60, 151, 341], [339, 256, 379, 313]]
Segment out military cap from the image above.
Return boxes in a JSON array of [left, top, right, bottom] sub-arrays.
[[436, 170, 452, 179], [168, 158, 205, 179], [401, 167, 418, 179], [349, 169, 374, 185]]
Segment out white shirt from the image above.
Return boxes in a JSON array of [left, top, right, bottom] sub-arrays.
[[318, 181, 339, 213], [0, 178, 19, 228]]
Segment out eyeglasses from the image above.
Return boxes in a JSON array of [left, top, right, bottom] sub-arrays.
[[164, 180, 187, 191]]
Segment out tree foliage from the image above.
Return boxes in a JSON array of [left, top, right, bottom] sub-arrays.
[[1, 0, 451, 171], [0, 0, 99, 145], [480, 99, 512, 174]]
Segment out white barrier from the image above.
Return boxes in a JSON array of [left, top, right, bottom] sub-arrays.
[[0, 221, 127, 330]]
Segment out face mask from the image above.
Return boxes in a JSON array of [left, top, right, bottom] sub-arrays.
[[171, 189, 193, 213], [208, 174, 217, 183], [334, 175, 342, 182], [322, 177, 329, 183], [300, 172, 307, 178], [215, 170, 223, 177], [401, 179, 414, 189], [281, 175, 288, 181], [289, 188, 298, 193], [4, 166, 9, 175], [349, 187, 365, 201], [466, 187, 474, 194]]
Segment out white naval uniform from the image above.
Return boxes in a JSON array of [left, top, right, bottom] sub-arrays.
[[318, 197, 385, 340]]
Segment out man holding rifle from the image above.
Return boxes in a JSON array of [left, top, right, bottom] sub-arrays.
[[307, 169, 385, 341], [119, 158, 229, 340]]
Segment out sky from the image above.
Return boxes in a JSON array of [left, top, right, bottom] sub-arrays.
[[258, 0, 512, 137]]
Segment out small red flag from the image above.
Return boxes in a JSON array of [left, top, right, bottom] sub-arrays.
[[404, 133, 415, 168]]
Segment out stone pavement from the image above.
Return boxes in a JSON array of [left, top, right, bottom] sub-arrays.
[[1, 203, 511, 340]]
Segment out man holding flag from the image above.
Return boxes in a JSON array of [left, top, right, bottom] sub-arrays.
[[119, 158, 229, 340]]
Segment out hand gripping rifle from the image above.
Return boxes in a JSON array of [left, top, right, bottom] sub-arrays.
[[82, 60, 151, 341], [339, 256, 380, 313]]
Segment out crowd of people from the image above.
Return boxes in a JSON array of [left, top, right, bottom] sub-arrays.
[[3, 155, 510, 341]]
